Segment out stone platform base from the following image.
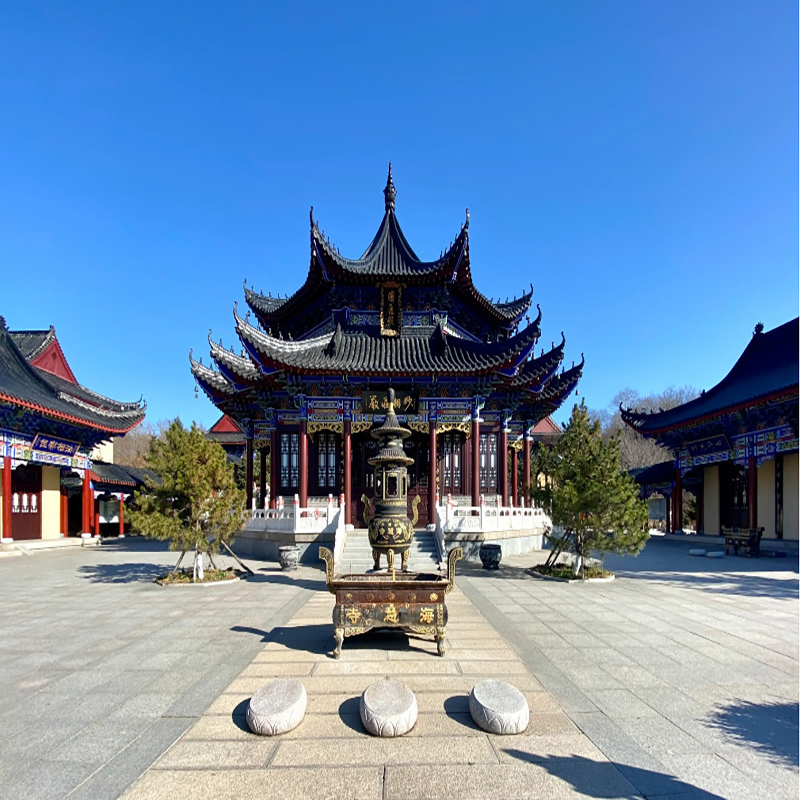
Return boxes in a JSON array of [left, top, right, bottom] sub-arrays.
[[444, 531, 544, 562], [233, 528, 334, 563]]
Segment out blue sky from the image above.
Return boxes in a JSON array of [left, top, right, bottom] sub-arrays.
[[0, 1, 796, 427]]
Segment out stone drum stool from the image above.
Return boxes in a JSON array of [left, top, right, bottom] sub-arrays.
[[246, 678, 307, 736], [360, 678, 418, 737], [469, 679, 529, 735]]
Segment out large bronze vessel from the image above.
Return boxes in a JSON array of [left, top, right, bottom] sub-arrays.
[[367, 388, 415, 571]]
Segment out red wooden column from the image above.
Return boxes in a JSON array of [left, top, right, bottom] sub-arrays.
[[511, 447, 519, 507], [245, 435, 254, 511], [665, 492, 671, 533], [428, 420, 437, 525], [499, 425, 509, 507], [674, 468, 683, 533], [269, 429, 278, 508], [93, 497, 100, 536], [343, 420, 352, 525], [259, 447, 267, 509], [118, 495, 125, 537], [471, 417, 481, 508], [522, 427, 532, 503], [2, 455, 12, 540], [81, 471, 91, 534], [60, 486, 69, 536], [748, 455, 758, 529], [298, 420, 308, 508]]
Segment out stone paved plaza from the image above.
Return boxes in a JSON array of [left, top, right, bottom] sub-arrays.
[[0, 537, 796, 799]]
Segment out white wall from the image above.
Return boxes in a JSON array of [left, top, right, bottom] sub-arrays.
[[757, 459, 776, 539], [41, 465, 61, 540]]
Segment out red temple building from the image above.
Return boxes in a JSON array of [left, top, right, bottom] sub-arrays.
[[623, 318, 798, 542], [0, 319, 146, 542], [191, 169, 583, 537]]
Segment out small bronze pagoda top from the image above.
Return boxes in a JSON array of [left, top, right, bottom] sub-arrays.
[[368, 388, 414, 467]]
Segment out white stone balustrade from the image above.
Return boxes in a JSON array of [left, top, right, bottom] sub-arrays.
[[247, 493, 345, 536]]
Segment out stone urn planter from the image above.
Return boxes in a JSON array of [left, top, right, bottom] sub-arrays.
[[278, 545, 300, 571], [479, 543, 502, 570]]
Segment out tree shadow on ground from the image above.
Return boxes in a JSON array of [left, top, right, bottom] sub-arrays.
[[611, 570, 799, 600], [457, 562, 537, 582], [502, 752, 724, 799], [243, 570, 325, 592], [705, 700, 799, 767], [94, 537, 171, 553], [77, 562, 167, 583]]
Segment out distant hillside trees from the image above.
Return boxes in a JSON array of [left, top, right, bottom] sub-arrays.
[[591, 386, 699, 471]]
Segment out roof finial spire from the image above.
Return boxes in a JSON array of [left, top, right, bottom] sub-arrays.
[[384, 162, 396, 212]]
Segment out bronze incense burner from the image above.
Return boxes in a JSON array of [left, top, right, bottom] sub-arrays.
[[319, 546, 462, 657]]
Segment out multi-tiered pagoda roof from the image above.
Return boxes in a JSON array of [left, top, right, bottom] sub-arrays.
[[191, 167, 582, 423]]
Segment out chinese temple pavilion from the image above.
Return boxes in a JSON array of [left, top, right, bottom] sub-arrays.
[[191, 168, 583, 528], [0, 318, 146, 541], [623, 318, 798, 541]]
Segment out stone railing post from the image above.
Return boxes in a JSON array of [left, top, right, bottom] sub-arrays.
[[293, 493, 300, 533]]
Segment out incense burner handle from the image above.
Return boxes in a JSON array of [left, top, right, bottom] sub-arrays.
[[445, 546, 463, 594], [319, 547, 336, 593]]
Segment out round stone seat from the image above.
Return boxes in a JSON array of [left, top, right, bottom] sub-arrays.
[[706, 551, 725, 559], [360, 679, 418, 737], [689, 549, 707, 556], [246, 678, 307, 736], [469, 679, 529, 735]]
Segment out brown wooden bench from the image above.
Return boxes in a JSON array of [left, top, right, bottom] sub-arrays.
[[722, 527, 763, 557]]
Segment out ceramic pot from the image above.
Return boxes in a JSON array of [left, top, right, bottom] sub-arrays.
[[278, 545, 300, 571], [479, 543, 502, 570]]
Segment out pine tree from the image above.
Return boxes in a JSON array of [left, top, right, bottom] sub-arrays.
[[530, 402, 649, 578], [128, 420, 246, 577]]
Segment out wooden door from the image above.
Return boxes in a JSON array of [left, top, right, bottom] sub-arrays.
[[11, 464, 41, 540]]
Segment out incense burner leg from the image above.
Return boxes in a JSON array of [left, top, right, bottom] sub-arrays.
[[371, 548, 381, 571], [436, 628, 447, 657], [401, 549, 409, 572], [333, 627, 344, 659], [386, 548, 395, 571]]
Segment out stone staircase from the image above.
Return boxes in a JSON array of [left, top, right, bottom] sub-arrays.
[[339, 529, 440, 574]]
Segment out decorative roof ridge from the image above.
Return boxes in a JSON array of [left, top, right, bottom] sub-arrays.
[[32, 366, 145, 413], [234, 303, 333, 353], [513, 333, 566, 386], [9, 325, 56, 360], [208, 331, 260, 379], [309, 173, 469, 277], [189, 350, 234, 395], [57, 391, 146, 419], [244, 281, 288, 314]]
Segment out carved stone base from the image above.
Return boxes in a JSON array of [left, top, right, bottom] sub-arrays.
[[360, 679, 418, 737], [469, 679, 529, 735], [246, 678, 307, 736]]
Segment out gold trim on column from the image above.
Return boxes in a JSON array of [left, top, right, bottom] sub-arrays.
[[308, 421, 343, 435], [437, 422, 471, 436]]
